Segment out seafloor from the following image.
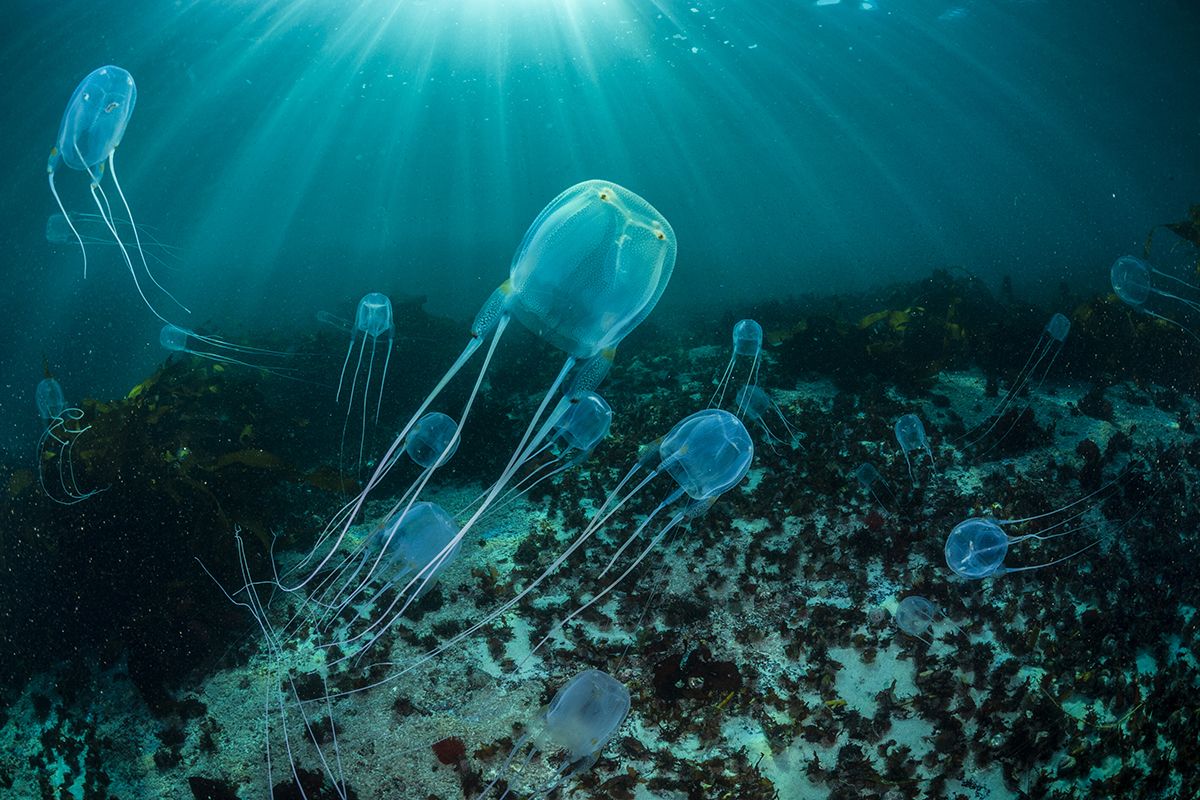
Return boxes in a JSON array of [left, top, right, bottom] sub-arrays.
[[2, 269, 1198, 800]]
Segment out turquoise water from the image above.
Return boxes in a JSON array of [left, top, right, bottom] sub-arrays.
[[1, 1, 1198, 798]]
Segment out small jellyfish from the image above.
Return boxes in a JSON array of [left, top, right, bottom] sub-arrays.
[[477, 669, 630, 800], [735, 385, 802, 451], [337, 293, 395, 470], [318, 501, 462, 635], [893, 595, 956, 645], [944, 514, 1101, 581], [711, 319, 763, 408], [159, 324, 298, 378], [894, 413, 935, 482], [852, 462, 894, 508], [48, 66, 186, 322], [315, 309, 352, 333], [403, 411, 461, 469], [46, 212, 178, 271], [1111, 255, 1200, 343], [465, 392, 614, 517], [960, 312, 1071, 453], [34, 377, 104, 504]]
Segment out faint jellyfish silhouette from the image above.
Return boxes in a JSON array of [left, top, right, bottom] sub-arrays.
[[944, 514, 1100, 581], [476, 669, 630, 800], [894, 413, 935, 482], [711, 319, 763, 408], [315, 310, 352, 333], [336, 293, 395, 469], [1111, 255, 1200, 343], [48, 66, 185, 321], [34, 377, 104, 504], [852, 462, 894, 508], [961, 312, 1071, 454], [735, 385, 802, 451], [462, 392, 614, 517], [46, 212, 178, 271], [317, 501, 462, 632], [289, 179, 676, 596], [36, 377, 67, 421], [159, 324, 299, 379], [893, 595, 957, 645]]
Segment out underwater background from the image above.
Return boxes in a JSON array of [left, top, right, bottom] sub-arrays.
[[2, 0, 1200, 799]]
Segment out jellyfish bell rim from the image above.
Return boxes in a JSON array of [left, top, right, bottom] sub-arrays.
[[1110, 255, 1152, 308], [660, 409, 755, 500], [505, 179, 677, 359], [944, 517, 1009, 579], [56, 65, 138, 171]]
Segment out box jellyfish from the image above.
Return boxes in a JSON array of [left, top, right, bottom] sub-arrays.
[[711, 319, 763, 408], [477, 669, 630, 800], [34, 378, 105, 505], [894, 413, 935, 483], [337, 293, 395, 469], [1111, 255, 1200, 344], [959, 312, 1071, 454], [48, 66, 185, 322]]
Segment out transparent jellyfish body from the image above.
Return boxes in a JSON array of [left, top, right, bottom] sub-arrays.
[[711, 319, 763, 408], [287, 179, 676, 599], [735, 385, 802, 451], [314, 501, 462, 634], [894, 413, 935, 482], [944, 513, 1101, 581], [46, 213, 178, 271], [476, 669, 630, 800], [960, 312, 1071, 453], [1111, 255, 1200, 343], [34, 378, 104, 505], [159, 324, 299, 380], [461, 392, 614, 518], [344, 409, 755, 679], [316, 310, 353, 333], [893, 595, 958, 645], [48, 66, 184, 322], [335, 292, 395, 470], [852, 462, 894, 509]]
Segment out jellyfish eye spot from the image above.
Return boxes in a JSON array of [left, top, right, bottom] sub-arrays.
[[598, 191, 609, 201], [104, 102, 120, 113], [655, 231, 666, 240]]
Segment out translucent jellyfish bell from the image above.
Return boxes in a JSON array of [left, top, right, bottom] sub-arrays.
[[368, 501, 461, 596], [506, 180, 676, 360], [48, 66, 185, 322], [960, 311, 1072, 456], [36, 378, 67, 421], [552, 392, 613, 452], [1110, 254, 1200, 342], [711, 318, 764, 408], [944, 516, 1100, 580], [893, 595, 959, 645], [735, 385, 802, 451], [477, 669, 630, 799], [894, 413, 935, 482], [404, 412, 460, 469], [159, 323, 298, 378], [337, 292, 396, 470]]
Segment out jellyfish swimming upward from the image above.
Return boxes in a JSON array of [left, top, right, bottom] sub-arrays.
[[48, 66, 184, 321]]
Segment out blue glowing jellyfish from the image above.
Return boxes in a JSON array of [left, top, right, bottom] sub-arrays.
[[336, 293, 395, 469], [711, 319, 763, 408], [48, 66, 184, 321], [34, 377, 104, 505], [1111, 255, 1200, 343]]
